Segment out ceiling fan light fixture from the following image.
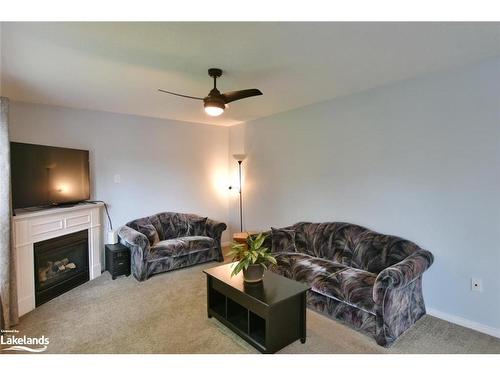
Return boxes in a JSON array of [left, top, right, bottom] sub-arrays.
[[204, 105, 224, 117], [204, 97, 225, 117]]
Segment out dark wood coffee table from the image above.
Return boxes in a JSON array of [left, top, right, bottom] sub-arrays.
[[203, 262, 310, 353]]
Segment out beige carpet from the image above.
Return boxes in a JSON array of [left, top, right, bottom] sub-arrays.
[[6, 260, 500, 354]]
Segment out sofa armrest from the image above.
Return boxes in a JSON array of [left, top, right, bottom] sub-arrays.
[[205, 219, 227, 241], [373, 249, 434, 305], [118, 225, 151, 281], [118, 225, 150, 261]]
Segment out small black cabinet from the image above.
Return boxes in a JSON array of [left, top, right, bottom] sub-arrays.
[[105, 243, 130, 279]]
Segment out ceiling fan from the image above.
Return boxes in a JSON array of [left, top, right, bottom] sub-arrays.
[[158, 68, 263, 117]]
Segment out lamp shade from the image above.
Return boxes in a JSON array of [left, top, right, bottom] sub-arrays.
[[233, 154, 246, 162]]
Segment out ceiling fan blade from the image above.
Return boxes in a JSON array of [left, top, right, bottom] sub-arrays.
[[221, 89, 263, 104], [158, 89, 204, 100]]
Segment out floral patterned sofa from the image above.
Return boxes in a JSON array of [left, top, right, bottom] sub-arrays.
[[257, 222, 434, 347], [118, 212, 226, 281]]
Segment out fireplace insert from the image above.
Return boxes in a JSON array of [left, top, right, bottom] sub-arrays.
[[34, 229, 90, 306]]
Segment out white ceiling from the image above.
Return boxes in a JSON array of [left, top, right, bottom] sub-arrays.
[[2, 22, 500, 126]]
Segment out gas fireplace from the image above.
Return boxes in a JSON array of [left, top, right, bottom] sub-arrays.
[[34, 229, 90, 306]]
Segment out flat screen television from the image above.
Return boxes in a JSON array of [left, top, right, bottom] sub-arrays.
[[10, 142, 90, 209]]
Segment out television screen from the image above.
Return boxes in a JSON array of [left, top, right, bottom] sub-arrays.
[[10, 142, 90, 209]]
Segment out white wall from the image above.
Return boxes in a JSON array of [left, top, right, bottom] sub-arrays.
[[230, 57, 500, 333], [0, 22, 3, 96], [9, 102, 230, 245]]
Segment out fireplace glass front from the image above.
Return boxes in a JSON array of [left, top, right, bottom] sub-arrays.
[[34, 229, 90, 306]]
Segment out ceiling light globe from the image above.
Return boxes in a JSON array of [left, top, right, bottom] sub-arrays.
[[204, 105, 225, 117], [204, 97, 225, 117]]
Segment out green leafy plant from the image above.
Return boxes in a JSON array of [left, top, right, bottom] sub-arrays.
[[227, 232, 277, 277]]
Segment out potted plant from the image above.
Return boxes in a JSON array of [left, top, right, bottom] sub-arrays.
[[228, 232, 277, 283]]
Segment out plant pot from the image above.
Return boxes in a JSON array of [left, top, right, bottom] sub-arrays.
[[243, 264, 265, 283]]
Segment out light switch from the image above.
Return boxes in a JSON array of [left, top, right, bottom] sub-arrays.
[[113, 174, 121, 184]]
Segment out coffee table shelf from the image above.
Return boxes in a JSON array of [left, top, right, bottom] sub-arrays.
[[204, 263, 310, 353]]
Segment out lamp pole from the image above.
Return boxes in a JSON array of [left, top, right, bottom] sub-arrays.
[[232, 154, 246, 233], [237, 160, 243, 232]]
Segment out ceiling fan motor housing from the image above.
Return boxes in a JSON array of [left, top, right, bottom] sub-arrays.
[[208, 68, 223, 78]]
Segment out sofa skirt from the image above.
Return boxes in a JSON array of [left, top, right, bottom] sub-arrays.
[[307, 291, 379, 339]]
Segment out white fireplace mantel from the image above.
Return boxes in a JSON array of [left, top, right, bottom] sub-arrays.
[[13, 202, 103, 316]]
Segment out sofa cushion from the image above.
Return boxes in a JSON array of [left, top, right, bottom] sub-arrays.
[[292, 254, 347, 284], [271, 227, 297, 253], [272, 252, 346, 283], [149, 236, 215, 259], [187, 217, 208, 236], [136, 223, 160, 246], [287, 221, 421, 273], [272, 252, 377, 314], [290, 222, 318, 256], [311, 267, 378, 314]]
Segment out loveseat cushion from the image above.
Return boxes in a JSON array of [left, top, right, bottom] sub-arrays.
[[157, 213, 189, 239], [147, 215, 164, 240], [311, 267, 378, 314], [149, 236, 215, 259], [187, 217, 208, 236], [136, 223, 160, 246], [125, 217, 160, 245]]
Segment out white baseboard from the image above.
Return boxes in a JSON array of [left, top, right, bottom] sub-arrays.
[[427, 308, 500, 339]]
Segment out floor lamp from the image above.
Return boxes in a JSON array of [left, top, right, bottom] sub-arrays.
[[232, 154, 246, 232]]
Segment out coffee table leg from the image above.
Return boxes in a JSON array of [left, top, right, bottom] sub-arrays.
[[206, 275, 212, 318], [300, 292, 307, 344]]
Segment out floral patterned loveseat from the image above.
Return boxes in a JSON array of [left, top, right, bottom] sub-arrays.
[[257, 222, 434, 347], [118, 212, 226, 281]]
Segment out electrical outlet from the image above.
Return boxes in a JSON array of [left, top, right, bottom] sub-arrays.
[[471, 278, 482, 292], [113, 174, 121, 184]]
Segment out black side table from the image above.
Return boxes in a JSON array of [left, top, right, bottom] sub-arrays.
[[105, 243, 131, 279]]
